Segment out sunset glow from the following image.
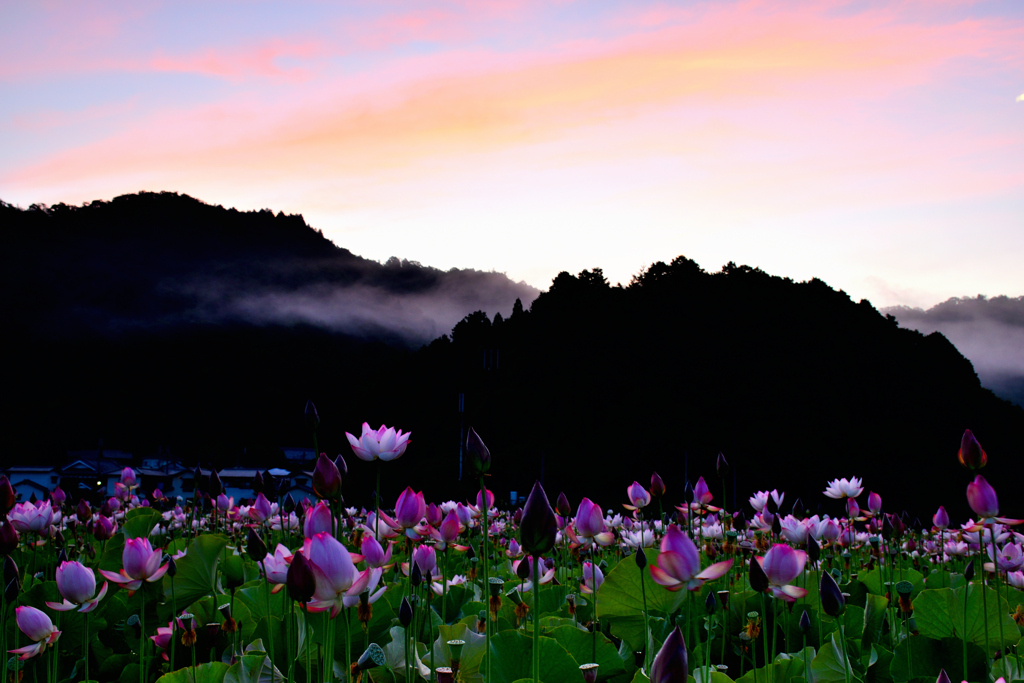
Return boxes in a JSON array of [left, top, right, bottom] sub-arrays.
[[3, 0, 1022, 308]]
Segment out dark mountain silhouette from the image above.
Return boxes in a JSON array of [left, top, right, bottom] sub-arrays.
[[2, 194, 1020, 523], [885, 296, 1024, 408], [0, 192, 538, 345]]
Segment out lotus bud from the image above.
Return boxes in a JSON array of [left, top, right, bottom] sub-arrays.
[[50, 486, 66, 506], [519, 481, 557, 556], [283, 494, 296, 514], [206, 468, 221, 497], [465, 427, 491, 474], [426, 503, 443, 527], [92, 514, 116, 541], [791, 498, 804, 519], [799, 610, 811, 633], [807, 536, 820, 563], [410, 562, 423, 589], [748, 556, 769, 592], [334, 454, 348, 477], [636, 548, 647, 570], [5, 556, 21, 593], [0, 476, 15, 514], [76, 498, 92, 523], [512, 508, 522, 526], [580, 663, 600, 683], [556, 492, 571, 517], [193, 466, 206, 494], [704, 591, 717, 615], [304, 400, 320, 432], [716, 452, 730, 478], [650, 625, 688, 683], [964, 559, 975, 583], [820, 570, 846, 617], [933, 506, 949, 530], [313, 453, 343, 501], [167, 556, 177, 577], [399, 597, 414, 627], [252, 471, 264, 494], [516, 557, 531, 580], [935, 670, 951, 683], [286, 551, 316, 603], [967, 475, 1000, 519], [651, 472, 666, 498], [247, 527, 268, 563], [0, 521, 19, 556], [357, 643, 386, 671], [958, 429, 987, 470]]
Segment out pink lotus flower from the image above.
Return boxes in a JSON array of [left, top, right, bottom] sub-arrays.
[[99, 537, 169, 592], [867, 492, 882, 515], [649, 525, 733, 592], [46, 561, 108, 612], [966, 476, 1023, 527], [91, 514, 117, 540], [431, 510, 462, 550], [749, 490, 784, 513], [248, 493, 275, 523], [580, 561, 604, 594], [262, 544, 294, 593], [9, 607, 60, 660], [573, 498, 615, 546], [511, 556, 555, 593], [304, 532, 378, 617], [394, 488, 426, 530], [824, 477, 863, 500], [151, 622, 174, 659], [756, 544, 808, 602], [691, 477, 716, 509], [304, 501, 334, 538], [624, 481, 651, 510], [780, 516, 813, 546], [412, 544, 437, 577], [361, 535, 393, 568], [9, 500, 54, 534], [345, 423, 411, 462]]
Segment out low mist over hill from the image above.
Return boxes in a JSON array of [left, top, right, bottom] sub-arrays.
[[2, 193, 1021, 519], [0, 192, 538, 345], [886, 296, 1024, 407]]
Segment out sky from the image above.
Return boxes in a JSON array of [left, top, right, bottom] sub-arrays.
[[2, 0, 1023, 309]]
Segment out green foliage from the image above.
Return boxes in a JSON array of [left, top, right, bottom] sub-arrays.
[[888, 636, 986, 683], [488, 629, 587, 683], [161, 533, 230, 610], [912, 586, 1021, 654]]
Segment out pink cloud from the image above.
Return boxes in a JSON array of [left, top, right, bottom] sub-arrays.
[[149, 39, 331, 82]]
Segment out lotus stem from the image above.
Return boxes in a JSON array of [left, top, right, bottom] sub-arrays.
[[533, 554, 541, 683], [140, 600, 146, 683], [639, 552, 651, 673], [963, 582, 969, 683], [984, 525, 1006, 665], [480, 475, 490, 683], [261, 561, 276, 682], [839, 623, 851, 683]]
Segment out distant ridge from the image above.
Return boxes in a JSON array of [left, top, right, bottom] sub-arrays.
[[0, 191, 538, 344]]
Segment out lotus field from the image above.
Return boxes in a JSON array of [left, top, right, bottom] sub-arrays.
[[2, 421, 1023, 683]]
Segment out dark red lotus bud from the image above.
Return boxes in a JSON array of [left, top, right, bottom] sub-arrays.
[[555, 492, 571, 518], [964, 559, 975, 583], [304, 400, 320, 431], [253, 471, 265, 495], [193, 466, 206, 494], [512, 508, 522, 526], [936, 670, 951, 683], [208, 469, 223, 497], [313, 453, 342, 501], [411, 562, 423, 589], [958, 429, 987, 470], [704, 591, 717, 615], [650, 626, 688, 683], [820, 570, 846, 617], [0, 521, 18, 556], [466, 427, 491, 475], [247, 527, 268, 563], [799, 610, 812, 633], [650, 472, 666, 498], [516, 557, 531, 580], [0, 476, 14, 514], [286, 551, 317, 603], [749, 556, 769, 592], [399, 597, 414, 627], [92, 514, 116, 541], [519, 481, 557, 556], [807, 536, 820, 563], [716, 452, 730, 478], [636, 548, 647, 570]]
